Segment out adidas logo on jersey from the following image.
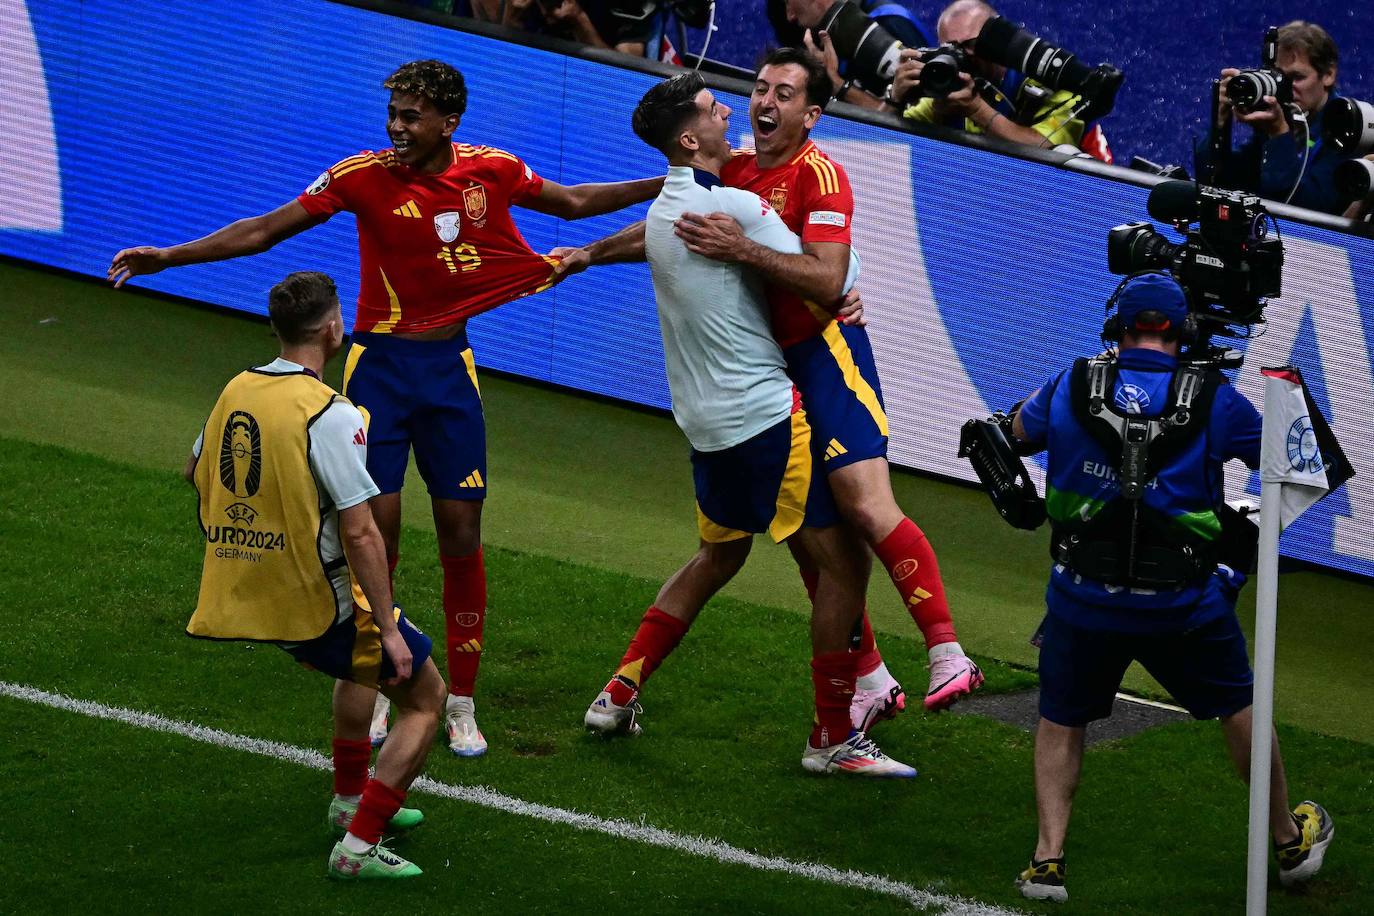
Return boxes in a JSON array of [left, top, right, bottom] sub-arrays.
[[458, 470, 485, 489], [392, 200, 422, 218], [824, 439, 848, 461]]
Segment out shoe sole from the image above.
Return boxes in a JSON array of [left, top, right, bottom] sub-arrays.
[[1016, 880, 1067, 902], [449, 743, 487, 758], [1279, 826, 1334, 886], [800, 756, 917, 778]]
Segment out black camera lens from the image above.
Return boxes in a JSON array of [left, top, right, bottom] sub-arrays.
[[1107, 223, 1179, 275], [1227, 70, 1281, 113], [918, 47, 968, 97]]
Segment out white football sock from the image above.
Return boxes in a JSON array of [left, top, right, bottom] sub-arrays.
[[342, 831, 374, 854], [928, 641, 965, 662], [856, 661, 892, 691]]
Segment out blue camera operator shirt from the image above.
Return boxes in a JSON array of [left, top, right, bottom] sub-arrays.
[[1018, 347, 1263, 632]]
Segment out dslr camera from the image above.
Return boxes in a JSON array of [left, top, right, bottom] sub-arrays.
[[910, 44, 972, 99], [1226, 28, 1293, 114], [1107, 180, 1283, 330]]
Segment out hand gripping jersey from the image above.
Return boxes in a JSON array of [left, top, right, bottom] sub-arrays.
[[721, 140, 855, 347], [297, 143, 560, 334]]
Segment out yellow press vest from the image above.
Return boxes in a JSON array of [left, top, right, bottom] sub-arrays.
[[188, 368, 347, 642]]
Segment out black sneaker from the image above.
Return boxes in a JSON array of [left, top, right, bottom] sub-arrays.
[[1015, 856, 1067, 902]]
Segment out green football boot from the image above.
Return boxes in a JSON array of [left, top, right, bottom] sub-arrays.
[[327, 796, 425, 838], [327, 840, 422, 880]]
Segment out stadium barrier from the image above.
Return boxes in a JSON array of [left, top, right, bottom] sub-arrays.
[[3, 0, 1371, 580]]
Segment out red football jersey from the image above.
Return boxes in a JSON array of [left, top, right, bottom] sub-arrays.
[[296, 143, 559, 334], [721, 140, 854, 348]]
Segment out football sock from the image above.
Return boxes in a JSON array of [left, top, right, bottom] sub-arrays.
[[853, 612, 883, 677], [607, 606, 689, 707], [441, 549, 486, 697], [332, 737, 372, 798], [929, 640, 966, 662], [810, 650, 858, 748], [856, 659, 894, 692], [799, 566, 884, 676], [874, 518, 957, 648], [346, 779, 406, 848]]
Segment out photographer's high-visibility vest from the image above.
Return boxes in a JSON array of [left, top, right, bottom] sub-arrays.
[[188, 368, 345, 643]]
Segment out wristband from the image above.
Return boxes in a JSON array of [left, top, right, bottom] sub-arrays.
[[835, 79, 854, 102]]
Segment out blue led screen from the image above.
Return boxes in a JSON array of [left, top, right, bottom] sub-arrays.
[[3, 0, 1371, 579]]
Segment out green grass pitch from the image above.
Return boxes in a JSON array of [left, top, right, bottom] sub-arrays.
[[1, 260, 1371, 912]]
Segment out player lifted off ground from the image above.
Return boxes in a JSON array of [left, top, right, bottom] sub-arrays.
[[561, 50, 982, 722], [109, 60, 662, 756], [185, 272, 445, 879], [583, 72, 915, 777]]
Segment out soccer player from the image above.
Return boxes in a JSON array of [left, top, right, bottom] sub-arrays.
[[559, 50, 983, 723], [109, 60, 662, 756], [185, 271, 445, 879], [583, 72, 916, 778]]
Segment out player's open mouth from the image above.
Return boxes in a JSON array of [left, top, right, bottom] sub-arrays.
[[756, 114, 778, 138], [392, 138, 413, 154]]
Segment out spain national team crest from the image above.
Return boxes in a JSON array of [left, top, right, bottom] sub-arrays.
[[769, 185, 788, 213], [434, 211, 461, 243], [463, 184, 488, 221]]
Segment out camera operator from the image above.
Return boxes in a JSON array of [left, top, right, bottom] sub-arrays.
[[783, 0, 932, 111], [1195, 22, 1352, 214], [1001, 274, 1333, 902], [885, 0, 1085, 150]]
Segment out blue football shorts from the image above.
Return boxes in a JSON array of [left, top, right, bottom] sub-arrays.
[[283, 604, 433, 690], [782, 321, 889, 473], [692, 408, 839, 544], [1037, 608, 1255, 727], [342, 329, 487, 501]]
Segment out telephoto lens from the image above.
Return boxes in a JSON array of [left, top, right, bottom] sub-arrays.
[[1335, 157, 1374, 202], [1323, 97, 1374, 156], [1227, 69, 1283, 113], [819, 0, 904, 83]]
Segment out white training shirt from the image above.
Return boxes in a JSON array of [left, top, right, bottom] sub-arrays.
[[193, 358, 379, 606], [645, 166, 859, 452]]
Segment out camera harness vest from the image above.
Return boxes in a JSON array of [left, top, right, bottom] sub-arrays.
[[1054, 354, 1224, 589]]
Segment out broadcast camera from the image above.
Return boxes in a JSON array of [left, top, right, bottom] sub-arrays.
[[1106, 180, 1283, 332]]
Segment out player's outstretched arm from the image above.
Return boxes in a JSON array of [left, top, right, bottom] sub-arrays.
[[108, 200, 323, 288], [545, 220, 647, 287], [525, 177, 663, 220], [675, 211, 850, 305], [339, 502, 411, 684]]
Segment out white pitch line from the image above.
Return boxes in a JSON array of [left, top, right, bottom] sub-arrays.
[[1115, 691, 1189, 714], [1, 681, 1023, 916]]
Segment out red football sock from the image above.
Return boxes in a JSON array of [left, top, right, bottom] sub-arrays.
[[799, 566, 883, 676], [347, 779, 406, 845], [607, 606, 690, 706], [332, 738, 372, 797], [442, 549, 487, 698], [853, 613, 883, 677], [874, 518, 957, 648], [810, 650, 858, 748]]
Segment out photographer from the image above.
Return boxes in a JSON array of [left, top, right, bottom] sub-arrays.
[[782, 0, 932, 110], [886, 0, 1085, 150], [1195, 22, 1351, 214], [1002, 274, 1333, 902]]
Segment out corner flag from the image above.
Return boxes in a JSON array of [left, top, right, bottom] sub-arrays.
[[1246, 365, 1353, 916], [1259, 366, 1354, 528]]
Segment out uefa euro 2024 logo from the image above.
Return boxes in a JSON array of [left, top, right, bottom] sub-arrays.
[[1286, 416, 1324, 474]]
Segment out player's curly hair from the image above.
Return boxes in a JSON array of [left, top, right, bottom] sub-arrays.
[[268, 272, 338, 345], [383, 60, 468, 117], [632, 72, 707, 157]]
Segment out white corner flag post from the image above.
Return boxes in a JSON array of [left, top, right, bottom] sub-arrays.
[[1246, 367, 1350, 916]]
